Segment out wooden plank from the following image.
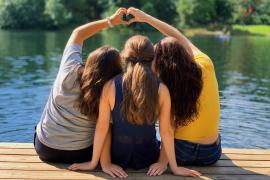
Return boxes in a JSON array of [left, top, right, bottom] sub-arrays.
[[220, 154, 270, 161], [0, 170, 107, 180], [215, 160, 270, 167], [1, 155, 270, 168], [0, 155, 41, 163], [0, 162, 269, 175], [1, 148, 270, 161], [222, 148, 270, 155], [0, 170, 269, 180], [1, 143, 269, 154], [0, 148, 37, 155], [0, 143, 34, 149]]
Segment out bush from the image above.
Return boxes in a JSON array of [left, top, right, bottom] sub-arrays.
[[0, 0, 45, 29], [44, 0, 71, 29]]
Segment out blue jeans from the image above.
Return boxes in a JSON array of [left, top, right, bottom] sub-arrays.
[[175, 135, 221, 166]]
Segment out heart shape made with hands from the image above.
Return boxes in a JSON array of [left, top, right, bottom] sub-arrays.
[[122, 14, 135, 22]]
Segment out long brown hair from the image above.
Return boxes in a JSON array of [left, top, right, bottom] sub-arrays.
[[154, 37, 203, 127], [77, 45, 122, 121], [121, 35, 159, 125]]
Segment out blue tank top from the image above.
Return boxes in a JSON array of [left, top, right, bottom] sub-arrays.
[[111, 74, 160, 169]]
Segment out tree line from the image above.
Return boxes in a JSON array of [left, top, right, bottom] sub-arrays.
[[0, 0, 269, 30]]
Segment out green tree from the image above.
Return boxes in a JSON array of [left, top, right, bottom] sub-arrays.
[[44, 0, 71, 28], [0, 0, 45, 29], [62, 0, 109, 24], [234, 0, 270, 25], [177, 0, 216, 27], [214, 0, 235, 24]]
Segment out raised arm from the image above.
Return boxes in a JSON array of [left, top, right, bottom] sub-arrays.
[[66, 8, 128, 48], [127, 7, 201, 56], [157, 84, 201, 177], [68, 81, 113, 171]]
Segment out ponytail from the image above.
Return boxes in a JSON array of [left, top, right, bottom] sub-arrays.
[[121, 35, 158, 125]]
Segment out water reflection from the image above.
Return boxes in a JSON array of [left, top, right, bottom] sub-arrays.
[[0, 30, 269, 148]]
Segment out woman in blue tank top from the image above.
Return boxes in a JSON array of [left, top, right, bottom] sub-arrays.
[[69, 34, 201, 178]]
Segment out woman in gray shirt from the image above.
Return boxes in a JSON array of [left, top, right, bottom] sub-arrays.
[[34, 8, 127, 163]]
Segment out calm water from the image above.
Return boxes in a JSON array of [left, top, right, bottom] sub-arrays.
[[0, 30, 269, 148]]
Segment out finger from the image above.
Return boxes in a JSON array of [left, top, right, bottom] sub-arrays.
[[116, 168, 128, 177], [158, 168, 164, 176], [127, 8, 134, 15], [148, 166, 158, 176], [113, 168, 125, 178], [120, 20, 130, 25], [151, 167, 161, 176], [119, 8, 126, 15], [128, 18, 137, 24], [147, 167, 154, 176], [68, 164, 78, 170], [112, 169, 124, 178], [153, 168, 162, 176], [107, 170, 116, 178], [192, 170, 202, 177]]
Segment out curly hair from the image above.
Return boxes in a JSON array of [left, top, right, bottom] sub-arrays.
[[154, 37, 203, 127], [77, 45, 122, 121]]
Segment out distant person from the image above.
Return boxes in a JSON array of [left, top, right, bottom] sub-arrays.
[[34, 8, 128, 165], [128, 8, 221, 166], [69, 34, 201, 178]]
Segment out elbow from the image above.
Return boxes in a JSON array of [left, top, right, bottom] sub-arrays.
[[72, 27, 81, 34], [160, 128, 174, 141], [95, 121, 109, 134]]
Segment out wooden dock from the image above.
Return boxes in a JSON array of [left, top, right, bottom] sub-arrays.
[[0, 143, 269, 179]]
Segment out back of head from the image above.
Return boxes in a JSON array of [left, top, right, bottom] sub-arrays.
[[154, 37, 203, 127], [121, 35, 158, 125], [77, 45, 122, 121]]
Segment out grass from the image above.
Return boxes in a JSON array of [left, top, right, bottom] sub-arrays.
[[183, 28, 223, 36], [232, 25, 270, 35]]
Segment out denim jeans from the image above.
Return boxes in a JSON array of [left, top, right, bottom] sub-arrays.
[[174, 135, 221, 166]]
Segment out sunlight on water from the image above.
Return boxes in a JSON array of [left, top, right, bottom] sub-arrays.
[[0, 30, 269, 148]]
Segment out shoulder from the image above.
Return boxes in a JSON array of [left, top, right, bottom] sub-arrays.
[[102, 79, 116, 110], [103, 79, 115, 96], [159, 83, 171, 105], [193, 52, 214, 71]]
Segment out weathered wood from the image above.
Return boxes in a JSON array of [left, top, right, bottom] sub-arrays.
[[1, 148, 270, 161], [0, 143, 270, 180], [0, 162, 269, 175], [0, 170, 269, 180], [0, 161, 269, 175], [1, 155, 270, 168]]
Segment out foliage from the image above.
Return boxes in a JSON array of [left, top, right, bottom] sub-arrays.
[[177, 0, 216, 27], [0, 0, 45, 29], [44, 0, 71, 28], [0, 0, 269, 30], [234, 0, 270, 25]]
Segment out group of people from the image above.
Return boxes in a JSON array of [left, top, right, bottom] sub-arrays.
[[34, 7, 221, 178]]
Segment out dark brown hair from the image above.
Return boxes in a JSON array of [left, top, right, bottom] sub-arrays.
[[121, 35, 159, 125], [154, 37, 203, 127], [77, 45, 122, 121]]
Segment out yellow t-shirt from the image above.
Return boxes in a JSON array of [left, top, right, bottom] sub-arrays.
[[174, 53, 220, 141]]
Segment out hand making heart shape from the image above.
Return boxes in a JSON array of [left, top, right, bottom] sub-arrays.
[[109, 7, 149, 26]]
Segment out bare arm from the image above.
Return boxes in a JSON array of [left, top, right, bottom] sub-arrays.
[[158, 84, 201, 177], [100, 126, 128, 178], [127, 7, 201, 56], [68, 81, 113, 171], [67, 8, 128, 48]]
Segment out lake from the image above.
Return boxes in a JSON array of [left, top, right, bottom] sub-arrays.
[[0, 29, 269, 148]]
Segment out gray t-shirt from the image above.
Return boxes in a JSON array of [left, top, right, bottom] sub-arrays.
[[36, 44, 96, 150]]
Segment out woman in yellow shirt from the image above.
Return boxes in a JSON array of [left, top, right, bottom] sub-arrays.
[[128, 8, 221, 166]]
